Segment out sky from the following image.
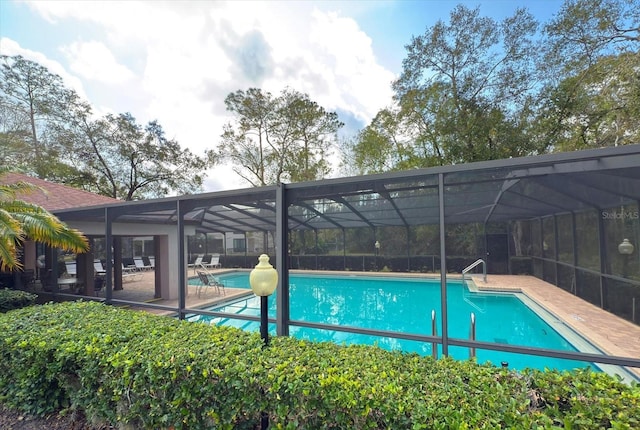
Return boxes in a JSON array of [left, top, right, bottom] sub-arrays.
[[0, 0, 565, 192]]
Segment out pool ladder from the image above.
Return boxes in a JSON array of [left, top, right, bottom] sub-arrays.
[[462, 259, 487, 314], [431, 310, 478, 359], [462, 258, 486, 283]]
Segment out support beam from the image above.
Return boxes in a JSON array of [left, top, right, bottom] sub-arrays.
[[177, 200, 187, 319], [438, 173, 448, 356], [276, 183, 290, 336], [597, 210, 608, 310], [105, 207, 113, 302]]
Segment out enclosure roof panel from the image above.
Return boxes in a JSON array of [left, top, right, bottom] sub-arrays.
[[52, 145, 640, 232]]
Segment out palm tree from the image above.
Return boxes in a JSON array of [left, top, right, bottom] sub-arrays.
[[0, 172, 88, 271]]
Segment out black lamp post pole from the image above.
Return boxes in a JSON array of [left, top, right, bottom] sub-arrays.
[[259, 295, 270, 430], [260, 295, 269, 347]]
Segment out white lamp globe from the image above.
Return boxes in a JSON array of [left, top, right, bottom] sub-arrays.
[[249, 254, 278, 296], [618, 239, 634, 255]]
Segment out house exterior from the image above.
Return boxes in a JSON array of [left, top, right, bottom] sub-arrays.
[[1, 173, 183, 299]]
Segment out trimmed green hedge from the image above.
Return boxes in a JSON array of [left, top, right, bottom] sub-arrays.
[[0, 288, 37, 313], [0, 301, 638, 429]]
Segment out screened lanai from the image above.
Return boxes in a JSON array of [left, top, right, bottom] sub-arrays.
[[51, 144, 640, 376]]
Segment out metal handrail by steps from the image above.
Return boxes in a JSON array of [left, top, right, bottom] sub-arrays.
[[462, 258, 486, 283]]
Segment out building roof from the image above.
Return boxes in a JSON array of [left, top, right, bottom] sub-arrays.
[[1, 172, 119, 211]]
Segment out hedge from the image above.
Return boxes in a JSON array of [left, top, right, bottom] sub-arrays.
[[0, 301, 638, 429], [0, 288, 37, 313]]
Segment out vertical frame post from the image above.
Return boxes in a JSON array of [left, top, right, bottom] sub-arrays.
[[177, 200, 186, 319], [438, 173, 448, 356], [276, 184, 290, 336], [104, 207, 114, 303]]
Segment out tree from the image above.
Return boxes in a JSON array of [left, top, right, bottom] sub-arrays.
[[347, 5, 545, 174], [282, 90, 343, 182], [63, 112, 211, 200], [538, 0, 640, 150], [219, 88, 343, 186], [343, 107, 417, 175], [0, 55, 82, 179], [1, 55, 212, 200], [219, 88, 276, 186], [391, 5, 542, 165], [540, 52, 640, 150], [0, 171, 88, 271]]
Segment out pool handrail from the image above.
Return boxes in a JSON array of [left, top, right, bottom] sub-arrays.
[[462, 258, 486, 283]]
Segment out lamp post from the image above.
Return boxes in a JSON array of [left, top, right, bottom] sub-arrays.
[[374, 240, 380, 271], [618, 238, 634, 278], [249, 254, 278, 346], [249, 255, 278, 430]]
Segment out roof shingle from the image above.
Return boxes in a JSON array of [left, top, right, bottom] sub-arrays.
[[1, 172, 119, 211]]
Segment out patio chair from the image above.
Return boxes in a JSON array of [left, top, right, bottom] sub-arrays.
[[122, 263, 138, 274], [188, 256, 203, 274], [203, 254, 221, 269], [94, 275, 105, 297], [64, 261, 77, 276], [196, 270, 226, 297], [94, 260, 106, 276], [134, 257, 152, 271], [142, 256, 154, 270]]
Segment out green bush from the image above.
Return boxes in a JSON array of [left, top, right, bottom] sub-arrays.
[[0, 288, 37, 313], [0, 301, 638, 429]]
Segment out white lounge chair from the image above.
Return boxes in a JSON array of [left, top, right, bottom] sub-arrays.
[[64, 261, 77, 276], [122, 263, 137, 273], [134, 257, 152, 271], [121, 264, 143, 282], [94, 260, 106, 275], [203, 254, 221, 269], [188, 256, 203, 273]]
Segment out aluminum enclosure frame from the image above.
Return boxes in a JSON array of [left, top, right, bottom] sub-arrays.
[[52, 145, 640, 373]]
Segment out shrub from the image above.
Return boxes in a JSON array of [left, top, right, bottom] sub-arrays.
[[0, 288, 37, 313], [0, 301, 638, 429]]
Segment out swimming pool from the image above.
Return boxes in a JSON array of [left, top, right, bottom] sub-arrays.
[[189, 272, 595, 371]]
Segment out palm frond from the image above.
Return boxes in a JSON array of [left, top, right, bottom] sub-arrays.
[[0, 181, 42, 201], [0, 173, 89, 271], [0, 209, 23, 271]]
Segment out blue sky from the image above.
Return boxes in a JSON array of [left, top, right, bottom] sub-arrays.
[[0, 0, 564, 191]]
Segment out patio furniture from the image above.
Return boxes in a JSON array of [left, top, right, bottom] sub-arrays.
[[122, 263, 137, 273], [94, 275, 105, 296], [142, 256, 154, 270], [134, 257, 152, 271], [188, 256, 203, 274], [203, 254, 221, 269], [64, 261, 77, 276], [58, 277, 83, 293], [94, 260, 106, 275], [196, 270, 225, 297], [121, 264, 143, 282]]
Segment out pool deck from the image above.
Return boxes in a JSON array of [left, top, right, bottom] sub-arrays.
[[92, 269, 640, 378]]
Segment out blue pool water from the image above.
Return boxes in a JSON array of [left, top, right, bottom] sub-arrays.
[[189, 272, 595, 371]]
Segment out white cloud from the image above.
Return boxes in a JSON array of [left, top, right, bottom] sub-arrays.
[[61, 41, 135, 84], [17, 1, 397, 190]]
